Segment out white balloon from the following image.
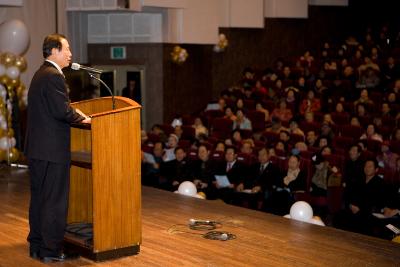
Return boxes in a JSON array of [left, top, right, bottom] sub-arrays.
[[0, 64, 6, 76], [0, 84, 6, 100], [0, 137, 9, 150], [6, 66, 20, 79], [290, 201, 313, 222], [309, 218, 325, 226], [177, 181, 197, 196], [9, 137, 16, 148], [0, 19, 30, 55]]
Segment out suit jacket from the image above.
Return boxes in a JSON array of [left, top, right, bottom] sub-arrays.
[[215, 160, 245, 186], [250, 162, 280, 191], [25, 61, 84, 163], [189, 159, 216, 185], [160, 158, 191, 184]]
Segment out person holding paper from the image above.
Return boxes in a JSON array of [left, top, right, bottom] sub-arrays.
[[25, 34, 90, 263], [213, 147, 245, 203]]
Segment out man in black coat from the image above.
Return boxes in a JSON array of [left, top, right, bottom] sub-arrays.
[[213, 146, 246, 204], [189, 144, 218, 199], [159, 147, 191, 191], [25, 34, 90, 262], [335, 159, 388, 237]]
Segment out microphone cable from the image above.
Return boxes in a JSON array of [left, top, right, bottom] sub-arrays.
[[188, 219, 222, 231], [203, 231, 236, 241]]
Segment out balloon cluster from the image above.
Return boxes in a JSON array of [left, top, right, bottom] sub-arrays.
[[0, 19, 30, 163], [170, 45, 188, 64], [213, 34, 228, 53], [175, 181, 206, 199], [284, 201, 325, 226]]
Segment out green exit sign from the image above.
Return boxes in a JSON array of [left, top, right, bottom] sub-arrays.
[[111, 46, 126, 59]]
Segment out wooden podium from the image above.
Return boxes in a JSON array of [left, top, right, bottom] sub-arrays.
[[65, 96, 142, 261]]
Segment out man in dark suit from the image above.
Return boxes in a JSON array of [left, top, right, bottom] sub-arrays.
[[25, 34, 91, 262], [237, 147, 280, 209], [213, 146, 246, 203]]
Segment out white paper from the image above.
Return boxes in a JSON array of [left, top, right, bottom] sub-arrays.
[[214, 175, 231, 188], [372, 213, 386, 219]]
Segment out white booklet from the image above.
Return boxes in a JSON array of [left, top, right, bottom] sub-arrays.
[[214, 175, 231, 188]]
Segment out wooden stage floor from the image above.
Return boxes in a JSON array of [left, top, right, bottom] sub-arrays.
[[0, 165, 399, 267]]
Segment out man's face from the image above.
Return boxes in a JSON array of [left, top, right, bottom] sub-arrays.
[[349, 146, 360, 161], [225, 148, 236, 163], [288, 156, 299, 170], [306, 131, 316, 143], [241, 143, 252, 154], [364, 161, 377, 177], [258, 149, 269, 164], [52, 38, 72, 69], [175, 149, 186, 161], [198, 146, 209, 161]]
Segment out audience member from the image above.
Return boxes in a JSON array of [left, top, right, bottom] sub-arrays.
[[233, 109, 252, 130]]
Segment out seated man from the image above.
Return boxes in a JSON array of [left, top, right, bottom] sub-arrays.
[[142, 141, 164, 187], [245, 147, 280, 210], [189, 144, 218, 199], [334, 159, 388, 237], [213, 146, 246, 204], [160, 147, 190, 191]]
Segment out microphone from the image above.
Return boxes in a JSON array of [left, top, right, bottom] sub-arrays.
[[72, 63, 115, 110], [71, 63, 103, 74]]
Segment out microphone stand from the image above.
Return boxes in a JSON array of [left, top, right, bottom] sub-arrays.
[[88, 72, 115, 110]]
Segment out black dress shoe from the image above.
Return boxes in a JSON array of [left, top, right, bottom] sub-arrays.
[[41, 252, 79, 263], [29, 251, 39, 260]]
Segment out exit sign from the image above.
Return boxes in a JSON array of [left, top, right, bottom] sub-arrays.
[[111, 46, 126, 59]]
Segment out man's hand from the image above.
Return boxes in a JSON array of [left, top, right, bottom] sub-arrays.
[[81, 117, 91, 124], [252, 186, 261, 193], [236, 183, 244, 192], [383, 207, 399, 218]]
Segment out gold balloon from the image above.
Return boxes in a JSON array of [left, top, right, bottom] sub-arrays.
[[0, 75, 10, 85], [7, 128, 14, 137], [8, 147, 20, 163], [16, 84, 25, 98], [0, 128, 5, 138], [0, 52, 16, 67], [10, 79, 20, 88], [14, 56, 27, 72], [197, 191, 206, 199], [0, 150, 6, 162]]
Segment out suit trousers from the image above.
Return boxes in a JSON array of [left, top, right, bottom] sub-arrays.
[[27, 158, 70, 257]]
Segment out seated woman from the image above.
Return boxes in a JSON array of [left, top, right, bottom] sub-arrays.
[[299, 90, 321, 115], [232, 109, 252, 130], [310, 153, 339, 197], [271, 99, 293, 124], [267, 155, 307, 215], [192, 117, 208, 139], [224, 106, 237, 121]]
